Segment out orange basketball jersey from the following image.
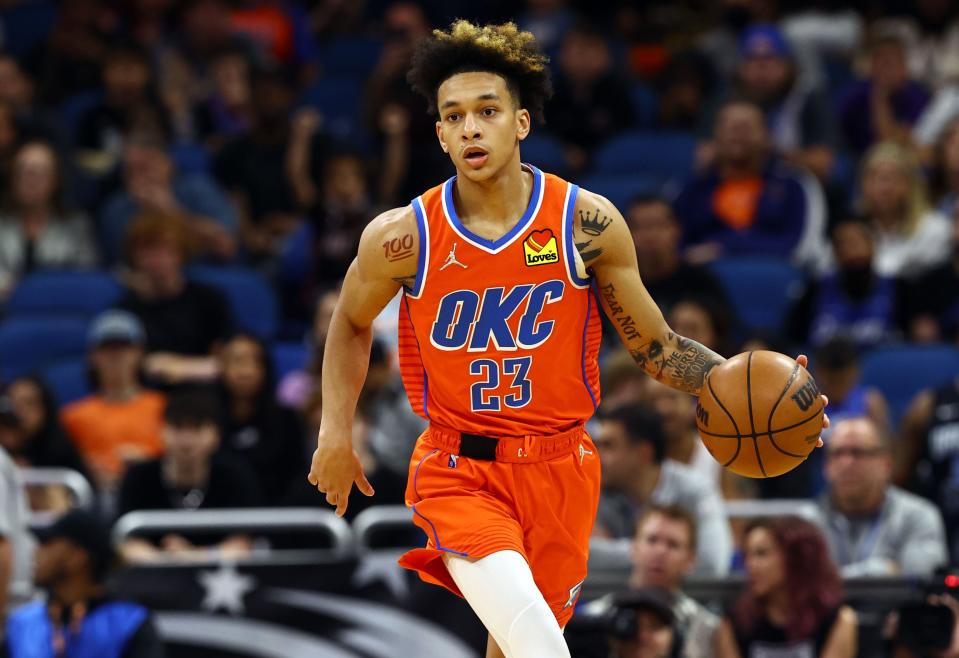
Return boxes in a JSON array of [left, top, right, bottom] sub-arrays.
[[398, 165, 602, 437]]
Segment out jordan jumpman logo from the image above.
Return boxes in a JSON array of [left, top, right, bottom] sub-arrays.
[[440, 242, 468, 270]]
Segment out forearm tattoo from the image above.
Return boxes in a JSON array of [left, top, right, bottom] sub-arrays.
[[632, 332, 723, 395]]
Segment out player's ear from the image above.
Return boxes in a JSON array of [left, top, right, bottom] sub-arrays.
[[436, 120, 448, 153], [516, 108, 531, 141]]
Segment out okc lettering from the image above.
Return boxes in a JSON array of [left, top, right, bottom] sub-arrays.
[[791, 379, 820, 412], [430, 280, 565, 352]]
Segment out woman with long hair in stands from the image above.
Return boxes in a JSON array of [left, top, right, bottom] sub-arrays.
[[715, 516, 858, 658]]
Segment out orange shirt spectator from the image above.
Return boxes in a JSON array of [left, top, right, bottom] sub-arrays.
[[60, 310, 166, 489]]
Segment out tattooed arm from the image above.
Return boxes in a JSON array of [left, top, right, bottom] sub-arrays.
[[308, 205, 419, 515], [574, 189, 724, 395]]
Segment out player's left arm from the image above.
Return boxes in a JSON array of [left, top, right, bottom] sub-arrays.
[[574, 189, 724, 395]]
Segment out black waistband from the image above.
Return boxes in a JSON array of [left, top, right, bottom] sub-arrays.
[[458, 433, 499, 461]]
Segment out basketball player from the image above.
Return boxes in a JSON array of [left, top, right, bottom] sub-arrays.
[[308, 21, 825, 658]]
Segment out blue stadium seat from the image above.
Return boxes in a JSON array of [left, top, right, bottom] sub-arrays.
[[60, 91, 103, 141], [42, 359, 90, 407], [278, 222, 314, 286], [187, 266, 279, 340], [0, 318, 89, 381], [301, 76, 365, 143], [629, 84, 657, 128], [593, 131, 697, 182], [579, 173, 661, 210], [272, 341, 309, 383], [318, 37, 383, 76], [0, 1, 57, 58], [520, 133, 568, 176], [706, 258, 804, 332], [861, 344, 959, 424], [7, 271, 122, 320]]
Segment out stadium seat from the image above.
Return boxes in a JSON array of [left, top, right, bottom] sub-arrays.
[[0, 318, 89, 382], [278, 222, 314, 286], [706, 258, 804, 332], [272, 341, 309, 383], [0, 1, 57, 58], [593, 131, 697, 182], [861, 344, 959, 424], [7, 271, 122, 320], [187, 266, 279, 340], [42, 359, 91, 407], [317, 37, 383, 76], [578, 173, 661, 210], [301, 76, 365, 143], [520, 133, 568, 176]]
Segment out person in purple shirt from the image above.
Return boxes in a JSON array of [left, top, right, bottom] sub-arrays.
[[839, 31, 930, 155]]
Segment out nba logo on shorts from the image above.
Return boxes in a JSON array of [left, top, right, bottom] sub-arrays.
[[448, 455, 459, 468], [523, 229, 559, 267]]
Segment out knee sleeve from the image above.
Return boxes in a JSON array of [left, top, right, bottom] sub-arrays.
[[443, 550, 570, 658]]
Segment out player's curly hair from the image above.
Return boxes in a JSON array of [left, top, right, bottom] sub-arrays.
[[407, 20, 553, 122]]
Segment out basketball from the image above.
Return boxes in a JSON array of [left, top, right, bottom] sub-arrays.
[[695, 351, 824, 478]]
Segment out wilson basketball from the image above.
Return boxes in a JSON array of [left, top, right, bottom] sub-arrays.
[[695, 351, 824, 478]]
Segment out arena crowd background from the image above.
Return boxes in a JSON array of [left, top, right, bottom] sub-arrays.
[[0, 0, 958, 656]]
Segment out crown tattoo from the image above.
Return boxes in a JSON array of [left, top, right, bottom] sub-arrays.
[[579, 209, 612, 236]]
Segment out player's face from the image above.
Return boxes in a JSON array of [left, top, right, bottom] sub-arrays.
[[631, 514, 695, 589], [435, 71, 530, 183], [744, 527, 785, 597]]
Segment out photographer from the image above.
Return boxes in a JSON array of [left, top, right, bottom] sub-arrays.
[[888, 587, 959, 658], [606, 588, 682, 658]]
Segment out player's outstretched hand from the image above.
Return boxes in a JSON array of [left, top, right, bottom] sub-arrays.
[[307, 433, 375, 517], [795, 354, 828, 447]]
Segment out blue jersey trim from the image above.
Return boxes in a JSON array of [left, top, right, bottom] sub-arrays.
[[409, 197, 429, 298], [412, 448, 468, 556], [580, 289, 599, 411], [564, 183, 591, 288], [442, 165, 543, 253]]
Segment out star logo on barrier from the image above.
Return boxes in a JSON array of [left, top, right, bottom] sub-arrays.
[[198, 563, 257, 615]]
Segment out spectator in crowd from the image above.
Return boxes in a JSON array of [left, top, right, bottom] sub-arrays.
[[896, 376, 959, 563], [929, 115, 959, 217], [518, 0, 574, 54], [819, 417, 948, 577], [903, 200, 959, 343], [594, 405, 732, 576], [652, 51, 715, 133], [99, 133, 238, 264], [606, 588, 682, 658], [786, 217, 906, 350], [166, 0, 258, 87], [667, 296, 734, 359], [118, 389, 261, 563], [858, 141, 952, 277], [217, 333, 304, 504], [0, 104, 21, 203], [4, 378, 88, 478], [702, 24, 839, 181], [880, 5, 959, 91], [28, 0, 116, 105], [362, 1, 443, 203], [230, 0, 316, 73], [599, 348, 652, 412], [118, 213, 233, 384], [74, 41, 166, 179], [0, 141, 99, 299], [356, 338, 426, 477], [1, 510, 164, 658], [839, 31, 930, 156], [308, 153, 374, 292], [697, 0, 776, 83], [0, 54, 67, 149], [625, 195, 727, 316], [545, 23, 634, 172], [61, 311, 165, 492], [715, 517, 858, 658], [0, 443, 34, 619], [202, 46, 255, 147], [645, 380, 719, 489], [277, 287, 338, 412], [673, 100, 827, 268]]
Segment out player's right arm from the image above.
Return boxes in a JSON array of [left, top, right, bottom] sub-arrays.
[[307, 205, 419, 516]]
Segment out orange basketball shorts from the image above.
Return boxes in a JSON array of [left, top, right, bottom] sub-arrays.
[[397, 423, 602, 627]]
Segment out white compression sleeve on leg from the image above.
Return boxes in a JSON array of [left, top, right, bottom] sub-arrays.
[[443, 550, 571, 658]]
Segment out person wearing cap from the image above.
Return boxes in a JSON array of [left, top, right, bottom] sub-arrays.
[[1, 510, 164, 658], [0, 443, 34, 628], [606, 587, 681, 658], [60, 310, 166, 492]]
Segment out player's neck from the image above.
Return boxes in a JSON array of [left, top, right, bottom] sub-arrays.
[[453, 158, 531, 230]]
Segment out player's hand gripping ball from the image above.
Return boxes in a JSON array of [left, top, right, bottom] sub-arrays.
[[696, 351, 824, 478]]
